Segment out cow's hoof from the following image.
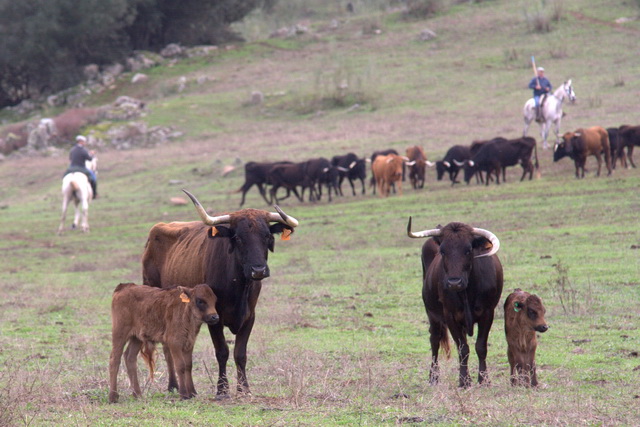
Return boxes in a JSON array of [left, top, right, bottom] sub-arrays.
[[108, 391, 119, 403], [215, 393, 231, 401]]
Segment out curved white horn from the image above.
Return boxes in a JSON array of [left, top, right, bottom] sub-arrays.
[[269, 205, 299, 228], [407, 217, 442, 239], [349, 161, 357, 169], [452, 159, 465, 167], [443, 161, 451, 168], [472, 227, 500, 258], [183, 189, 231, 226], [405, 160, 416, 166], [426, 160, 435, 167]]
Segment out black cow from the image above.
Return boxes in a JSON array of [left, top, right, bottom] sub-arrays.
[[618, 124, 640, 168], [305, 157, 341, 202], [268, 161, 316, 203], [436, 145, 471, 185], [606, 127, 624, 170], [142, 190, 299, 398], [370, 149, 400, 194], [463, 137, 538, 185], [331, 153, 367, 196], [407, 219, 503, 387], [237, 161, 292, 206]]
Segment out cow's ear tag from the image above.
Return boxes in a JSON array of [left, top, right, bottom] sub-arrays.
[[180, 292, 190, 303], [210, 226, 219, 237], [281, 228, 292, 241], [514, 302, 522, 312]]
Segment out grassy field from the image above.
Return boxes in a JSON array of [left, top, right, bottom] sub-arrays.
[[1, 0, 640, 425]]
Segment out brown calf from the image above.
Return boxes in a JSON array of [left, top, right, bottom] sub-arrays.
[[109, 283, 219, 403], [504, 289, 548, 387]]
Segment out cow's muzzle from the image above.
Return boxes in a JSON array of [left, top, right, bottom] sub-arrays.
[[535, 324, 549, 333], [205, 314, 220, 325], [445, 277, 466, 292], [250, 265, 270, 280]]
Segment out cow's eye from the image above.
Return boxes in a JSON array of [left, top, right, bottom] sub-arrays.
[[196, 298, 205, 307], [528, 309, 537, 319]]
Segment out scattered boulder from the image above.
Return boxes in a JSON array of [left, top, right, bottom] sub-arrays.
[[250, 91, 264, 105], [131, 73, 149, 84], [98, 96, 146, 121], [161, 43, 185, 58], [418, 29, 437, 41]]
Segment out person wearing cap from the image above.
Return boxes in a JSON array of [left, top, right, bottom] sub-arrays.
[[66, 135, 98, 197], [528, 67, 552, 122]]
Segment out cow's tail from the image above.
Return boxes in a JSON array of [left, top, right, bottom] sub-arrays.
[[603, 132, 612, 172], [440, 326, 451, 359], [533, 138, 539, 171], [140, 340, 157, 381]]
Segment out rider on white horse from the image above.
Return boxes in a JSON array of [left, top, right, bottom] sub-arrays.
[[65, 135, 98, 197], [528, 67, 552, 122]]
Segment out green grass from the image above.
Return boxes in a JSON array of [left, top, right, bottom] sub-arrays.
[[2, 0, 640, 425]]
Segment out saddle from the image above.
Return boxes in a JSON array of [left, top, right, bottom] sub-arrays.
[[535, 94, 548, 123]]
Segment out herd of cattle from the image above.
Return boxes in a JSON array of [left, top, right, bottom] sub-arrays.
[[235, 124, 639, 205], [109, 190, 548, 402], [107, 125, 639, 402]]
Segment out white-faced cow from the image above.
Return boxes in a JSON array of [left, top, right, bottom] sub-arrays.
[[142, 189, 299, 398], [407, 219, 503, 387]]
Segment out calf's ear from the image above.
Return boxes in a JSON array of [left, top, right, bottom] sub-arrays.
[[514, 301, 523, 312], [178, 286, 192, 303]]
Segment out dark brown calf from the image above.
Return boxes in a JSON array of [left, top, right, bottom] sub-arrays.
[[109, 283, 219, 403], [504, 289, 548, 387]]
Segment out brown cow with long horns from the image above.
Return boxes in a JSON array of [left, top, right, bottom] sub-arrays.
[[407, 220, 503, 387], [142, 190, 299, 398]]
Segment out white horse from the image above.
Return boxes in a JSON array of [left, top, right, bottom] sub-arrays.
[[523, 79, 576, 150], [57, 157, 97, 234]]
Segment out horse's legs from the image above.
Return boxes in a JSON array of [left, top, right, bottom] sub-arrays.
[[81, 195, 90, 233], [523, 117, 531, 138], [541, 121, 550, 150], [73, 200, 82, 230], [58, 196, 70, 234]]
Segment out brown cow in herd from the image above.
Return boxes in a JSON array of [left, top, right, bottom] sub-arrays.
[[504, 289, 549, 387], [372, 154, 407, 197], [554, 126, 612, 178], [405, 145, 434, 190], [109, 283, 219, 403], [142, 190, 298, 398]]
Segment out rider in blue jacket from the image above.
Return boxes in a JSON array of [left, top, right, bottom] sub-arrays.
[[66, 135, 98, 197], [529, 67, 552, 122]]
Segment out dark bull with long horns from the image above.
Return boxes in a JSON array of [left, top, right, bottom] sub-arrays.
[[407, 219, 503, 387], [142, 190, 299, 398]]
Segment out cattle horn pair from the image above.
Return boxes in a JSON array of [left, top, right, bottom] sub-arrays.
[[406, 217, 500, 258], [182, 189, 298, 228]]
